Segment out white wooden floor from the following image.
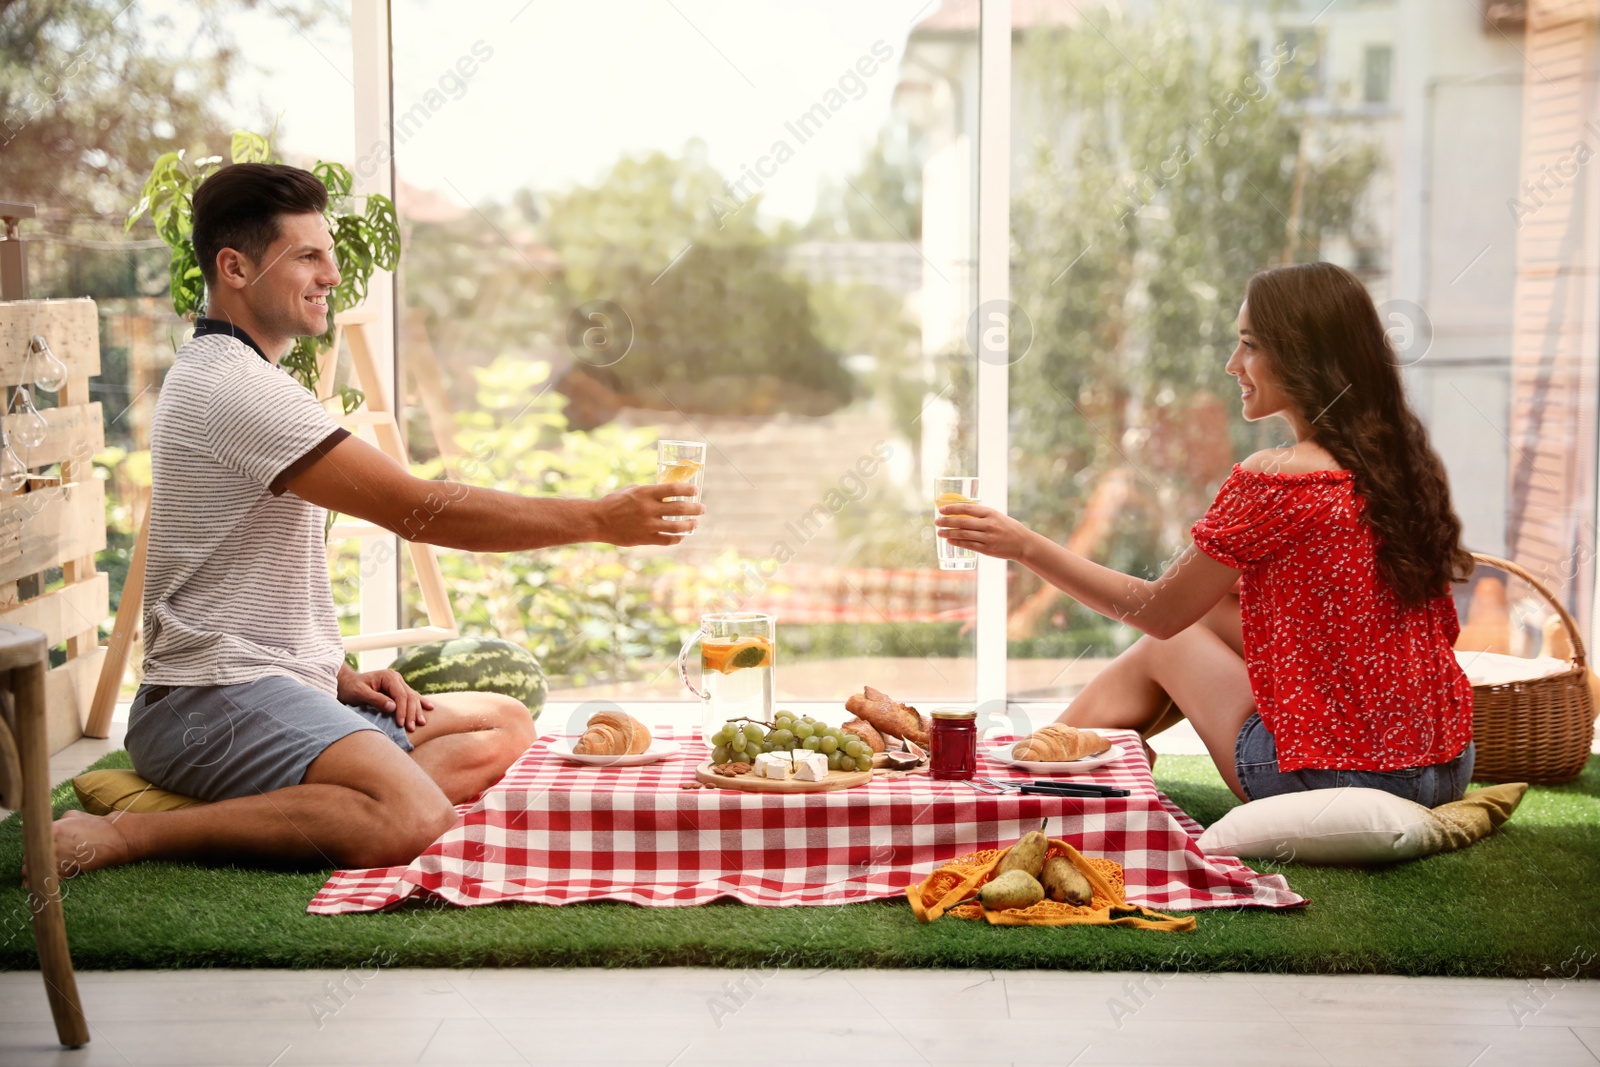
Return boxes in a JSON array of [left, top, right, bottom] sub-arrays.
[[3, 968, 1598, 1066], [4, 711, 1596, 1066]]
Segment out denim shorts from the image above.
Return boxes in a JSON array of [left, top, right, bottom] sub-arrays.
[[126, 674, 413, 802], [1234, 712, 1474, 808]]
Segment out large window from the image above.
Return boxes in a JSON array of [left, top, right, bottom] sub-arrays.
[[390, 1, 979, 704]]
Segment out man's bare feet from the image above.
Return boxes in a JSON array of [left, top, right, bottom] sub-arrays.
[[21, 811, 138, 882]]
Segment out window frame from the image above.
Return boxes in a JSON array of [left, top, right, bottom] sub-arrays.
[[352, 0, 402, 672]]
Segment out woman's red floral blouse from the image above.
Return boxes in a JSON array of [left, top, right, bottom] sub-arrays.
[[1190, 465, 1473, 772]]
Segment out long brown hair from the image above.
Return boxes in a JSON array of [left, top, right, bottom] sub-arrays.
[[1244, 262, 1472, 603]]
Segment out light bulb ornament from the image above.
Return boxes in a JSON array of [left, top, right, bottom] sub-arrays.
[[0, 429, 27, 493], [28, 334, 68, 393], [8, 385, 47, 449]]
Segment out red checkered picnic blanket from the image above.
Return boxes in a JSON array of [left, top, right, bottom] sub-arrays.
[[307, 727, 1304, 914]]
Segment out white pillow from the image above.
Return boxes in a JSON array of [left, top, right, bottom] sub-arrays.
[[1198, 787, 1439, 866], [1454, 649, 1569, 686]]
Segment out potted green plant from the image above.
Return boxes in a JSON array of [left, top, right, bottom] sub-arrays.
[[125, 129, 400, 412]]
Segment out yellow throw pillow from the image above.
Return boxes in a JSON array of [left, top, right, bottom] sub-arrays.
[[72, 769, 205, 815], [1425, 782, 1529, 852]]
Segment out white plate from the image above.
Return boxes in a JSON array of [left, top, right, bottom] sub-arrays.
[[548, 738, 682, 767], [982, 741, 1125, 775]]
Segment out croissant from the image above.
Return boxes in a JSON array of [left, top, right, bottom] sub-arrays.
[[840, 717, 886, 754], [592, 710, 652, 754], [574, 710, 652, 755], [574, 723, 625, 755], [844, 687, 930, 748], [1012, 723, 1110, 762]]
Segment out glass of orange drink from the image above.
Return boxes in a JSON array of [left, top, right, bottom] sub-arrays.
[[656, 439, 706, 536], [934, 476, 978, 571]]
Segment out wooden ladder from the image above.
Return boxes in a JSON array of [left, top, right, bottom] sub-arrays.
[[317, 308, 456, 653]]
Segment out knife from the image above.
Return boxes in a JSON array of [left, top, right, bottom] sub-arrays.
[[1040, 779, 1131, 796], [1019, 782, 1131, 798]]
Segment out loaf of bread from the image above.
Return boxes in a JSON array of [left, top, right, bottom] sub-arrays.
[[1012, 723, 1110, 762], [844, 687, 930, 748], [573, 710, 652, 755], [840, 717, 886, 754]]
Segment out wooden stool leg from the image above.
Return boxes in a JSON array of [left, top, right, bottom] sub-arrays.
[[16, 660, 89, 1048]]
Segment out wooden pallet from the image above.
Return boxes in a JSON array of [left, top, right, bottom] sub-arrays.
[[0, 298, 108, 754]]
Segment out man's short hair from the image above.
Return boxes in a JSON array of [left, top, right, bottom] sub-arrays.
[[191, 163, 328, 287]]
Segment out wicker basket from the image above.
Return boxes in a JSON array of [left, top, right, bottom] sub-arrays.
[[1464, 553, 1597, 783]]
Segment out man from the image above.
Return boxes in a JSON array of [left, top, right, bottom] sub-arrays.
[[47, 163, 700, 877]]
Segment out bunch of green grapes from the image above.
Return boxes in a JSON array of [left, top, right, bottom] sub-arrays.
[[707, 712, 875, 772]]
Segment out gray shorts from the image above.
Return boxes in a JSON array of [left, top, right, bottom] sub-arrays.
[[126, 674, 414, 802], [1234, 711, 1474, 808]]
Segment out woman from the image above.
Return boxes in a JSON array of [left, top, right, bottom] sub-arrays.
[[938, 262, 1475, 805]]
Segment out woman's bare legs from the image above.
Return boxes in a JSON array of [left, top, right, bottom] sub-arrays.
[[1059, 594, 1244, 738], [1056, 594, 1255, 800]]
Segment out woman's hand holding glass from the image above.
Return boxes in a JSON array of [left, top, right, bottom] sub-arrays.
[[935, 501, 1042, 563]]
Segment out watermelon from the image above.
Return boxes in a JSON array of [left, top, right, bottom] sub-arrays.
[[390, 636, 548, 722]]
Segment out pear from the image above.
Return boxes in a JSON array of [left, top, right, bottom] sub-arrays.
[[1042, 856, 1093, 905], [993, 829, 1049, 880], [975, 869, 1045, 911]]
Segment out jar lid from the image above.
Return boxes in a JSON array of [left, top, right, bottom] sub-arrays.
[[930, 706, 976, 720]]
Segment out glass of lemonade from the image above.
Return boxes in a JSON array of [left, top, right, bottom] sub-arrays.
[[934, 476, 978, 571], [677, 612, 775, 743], [656, 439, 707, 535]]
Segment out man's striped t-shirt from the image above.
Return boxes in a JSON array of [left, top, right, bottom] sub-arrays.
[[142, 319, 350, 696]]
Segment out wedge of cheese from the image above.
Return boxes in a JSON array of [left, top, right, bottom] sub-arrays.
[[793, 751, 830, 782], [753, 752, 793, 780]]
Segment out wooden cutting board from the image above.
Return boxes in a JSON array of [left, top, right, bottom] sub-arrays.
[[694, 760, 873, 793]]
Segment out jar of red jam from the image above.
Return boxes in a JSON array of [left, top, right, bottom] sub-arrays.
[[929, 707, 978, 780]]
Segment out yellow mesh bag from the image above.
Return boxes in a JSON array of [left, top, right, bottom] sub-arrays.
[[906, 838, 1196, 931]]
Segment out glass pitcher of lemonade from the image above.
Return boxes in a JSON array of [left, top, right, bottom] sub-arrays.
[[678, 612, 775, 743]]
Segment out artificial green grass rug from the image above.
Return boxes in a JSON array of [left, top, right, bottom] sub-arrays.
[[3, 750, 1597, 977]]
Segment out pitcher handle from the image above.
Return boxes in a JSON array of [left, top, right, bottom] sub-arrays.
[[677, 627, 708, 701]]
